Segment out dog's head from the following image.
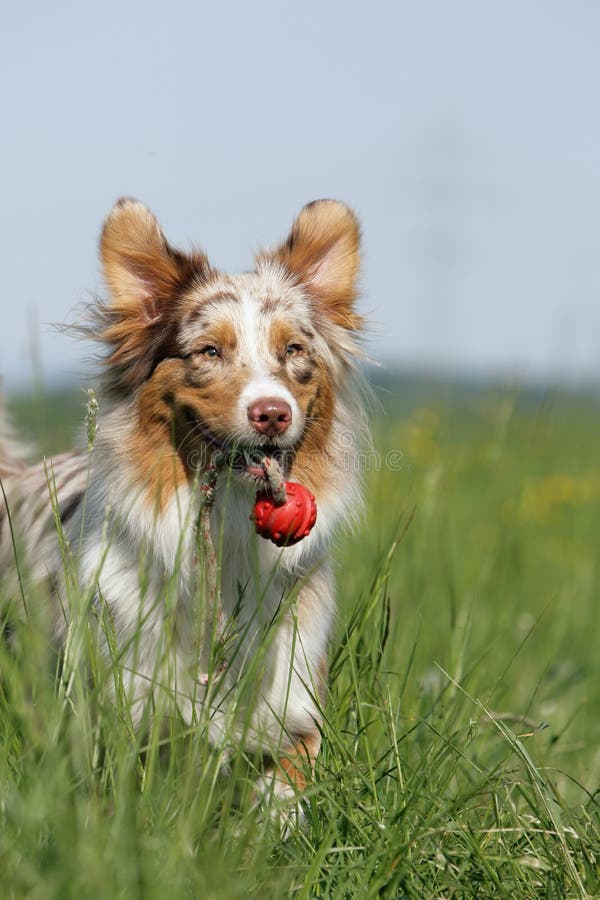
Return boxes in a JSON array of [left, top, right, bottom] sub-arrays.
[[96, 198, 363, 488]]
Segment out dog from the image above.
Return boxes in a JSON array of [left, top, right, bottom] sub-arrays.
[[0, 198, 365, 812]]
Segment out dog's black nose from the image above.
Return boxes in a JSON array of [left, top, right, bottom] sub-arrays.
[[247, 398, 292, 437]]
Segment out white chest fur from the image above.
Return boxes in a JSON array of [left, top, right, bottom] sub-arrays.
[[73, 476, 334, 754]]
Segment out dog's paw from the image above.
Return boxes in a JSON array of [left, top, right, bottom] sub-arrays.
[[252, 772, 306, 839]]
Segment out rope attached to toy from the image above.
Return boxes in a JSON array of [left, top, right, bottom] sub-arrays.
[[259, 455, 287, 505]]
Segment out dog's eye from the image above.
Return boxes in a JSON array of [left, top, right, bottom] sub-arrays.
[[286, 343, 303, 357], [198, 345, 220, 359]]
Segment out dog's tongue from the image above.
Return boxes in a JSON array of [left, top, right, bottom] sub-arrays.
[[244, 456, 269, 478], [241, 449, 278, 479]]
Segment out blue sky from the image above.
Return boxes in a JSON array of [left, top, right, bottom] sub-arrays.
[[1, 1, 599, 386]]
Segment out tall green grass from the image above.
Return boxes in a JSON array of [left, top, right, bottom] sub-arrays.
[[1, 379, 599, 898]]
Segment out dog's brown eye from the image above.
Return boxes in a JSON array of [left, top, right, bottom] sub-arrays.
[[286, 343, 303, 357], [199, 345, 220, 359]]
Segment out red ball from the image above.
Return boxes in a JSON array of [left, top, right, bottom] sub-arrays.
[[252, 482, 317, 547]]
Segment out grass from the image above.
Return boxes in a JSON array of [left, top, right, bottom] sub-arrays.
[[1, 375, 600, 898]]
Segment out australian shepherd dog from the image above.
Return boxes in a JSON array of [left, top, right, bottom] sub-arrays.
[[0, 199, 365, 818]]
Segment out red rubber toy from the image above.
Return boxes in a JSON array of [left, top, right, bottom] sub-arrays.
[[252, 482, 317, 547]]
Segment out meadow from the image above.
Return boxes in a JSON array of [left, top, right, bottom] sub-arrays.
[[1, 374, 599, 898]]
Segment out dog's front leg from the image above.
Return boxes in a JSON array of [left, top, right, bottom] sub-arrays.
[[253, 581, 332, 832], [254, 727, 323, 836]]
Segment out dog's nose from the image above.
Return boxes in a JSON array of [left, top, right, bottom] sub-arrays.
[[247, 398, 292, 437]]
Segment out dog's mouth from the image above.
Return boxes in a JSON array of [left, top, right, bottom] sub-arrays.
[[226, 445, 291, 480], [186, 417, 293, 481]]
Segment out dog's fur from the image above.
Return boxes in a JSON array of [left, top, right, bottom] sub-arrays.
[[0, 198, 365, 806]]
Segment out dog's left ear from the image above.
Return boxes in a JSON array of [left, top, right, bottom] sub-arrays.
[[101, 198, 209, 320], [273, 200, 363, 331]]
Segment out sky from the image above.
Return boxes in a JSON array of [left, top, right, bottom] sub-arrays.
[[1, 1, 599, 388]]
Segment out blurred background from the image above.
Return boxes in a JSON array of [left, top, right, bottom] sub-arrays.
[[1, 1, 599, 389]]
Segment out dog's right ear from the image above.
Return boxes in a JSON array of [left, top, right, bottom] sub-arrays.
[[99, 198, 210, 391]]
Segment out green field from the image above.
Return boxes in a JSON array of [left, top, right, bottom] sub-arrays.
[[2, 376, 600, 898]]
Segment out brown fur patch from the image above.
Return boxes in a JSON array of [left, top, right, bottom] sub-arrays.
[[124, 360, 190, 511], [180, 357, 248, 426], [187, 318, 238, 358], [265, 320, 319, 421], [268, 319, 294, 364], [267, 319, 315, 374], [290, 366, 337, 497]]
